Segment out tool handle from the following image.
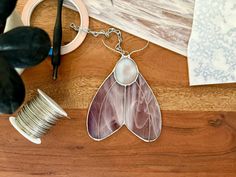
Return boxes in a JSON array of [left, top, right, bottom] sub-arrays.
[[52, 0, 63, 80]]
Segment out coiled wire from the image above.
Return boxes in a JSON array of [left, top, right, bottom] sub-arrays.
[[14, 89, 68, 139]]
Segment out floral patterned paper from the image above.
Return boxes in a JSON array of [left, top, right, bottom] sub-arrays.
[[188, 0, 236, 85]]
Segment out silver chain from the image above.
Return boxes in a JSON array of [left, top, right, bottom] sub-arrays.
[[70, 23, 125, 54]]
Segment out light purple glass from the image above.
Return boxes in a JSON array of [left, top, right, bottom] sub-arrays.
[[87, 56, 162, 142]]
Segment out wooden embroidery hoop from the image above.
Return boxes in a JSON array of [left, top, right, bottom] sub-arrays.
[[21, 0, 89, 55]]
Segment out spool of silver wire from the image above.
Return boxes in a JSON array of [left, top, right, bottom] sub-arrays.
[[9, 89, 68, 144]]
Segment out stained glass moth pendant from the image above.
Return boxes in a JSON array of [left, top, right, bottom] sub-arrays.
[[87, 54, 162, 142]]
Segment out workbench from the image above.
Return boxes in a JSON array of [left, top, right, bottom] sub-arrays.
[[0, 0, 235, 176]]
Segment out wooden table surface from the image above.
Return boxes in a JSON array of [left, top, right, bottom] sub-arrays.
[[0, 0, 236, 177]]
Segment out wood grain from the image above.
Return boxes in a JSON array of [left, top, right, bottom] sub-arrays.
[[64, 0, 194, 56], [0, 110, 236, 177], [0, 0, 235, 177]]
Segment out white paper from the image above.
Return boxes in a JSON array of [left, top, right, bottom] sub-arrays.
[[188, 0, 236, 86]]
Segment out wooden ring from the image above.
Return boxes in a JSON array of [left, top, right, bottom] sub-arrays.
[[21, 0, 89, 55]]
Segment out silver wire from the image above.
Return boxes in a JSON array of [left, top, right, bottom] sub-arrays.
[[14, 90, 67, 139], [129, 41, 150, 56]]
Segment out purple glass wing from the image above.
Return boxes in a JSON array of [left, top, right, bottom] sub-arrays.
[[125, 74, 162, 142], [87, 73, 125, 140]]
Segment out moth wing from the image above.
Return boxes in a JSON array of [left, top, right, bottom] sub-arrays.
[[87, 73, 125, 141], [125, 74, 162, 142]]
